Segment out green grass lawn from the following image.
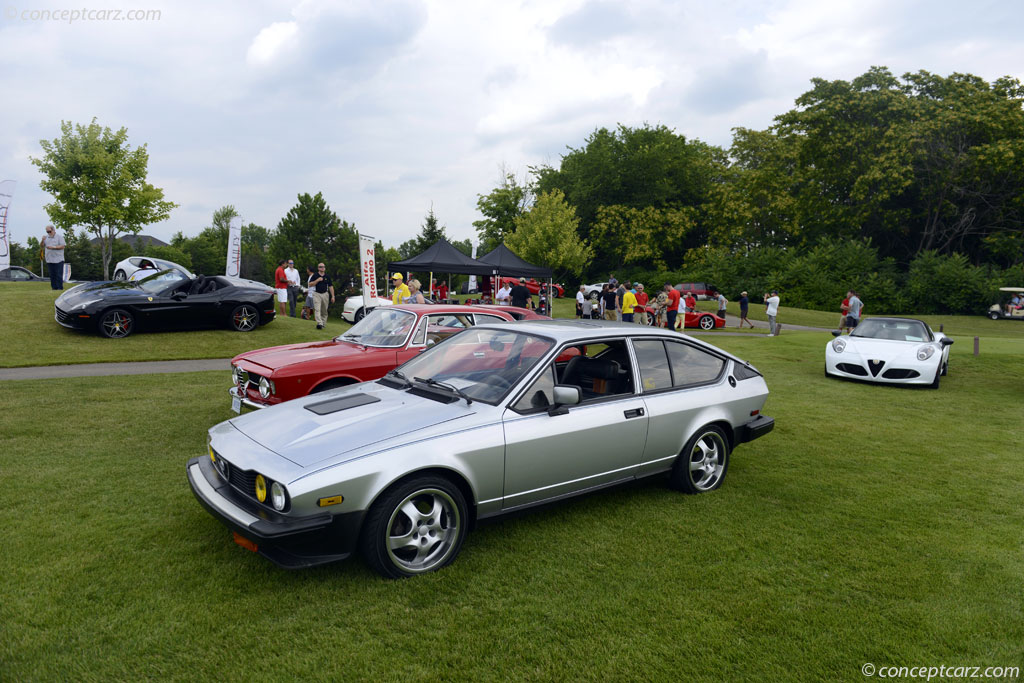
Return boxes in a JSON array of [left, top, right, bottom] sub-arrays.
[[2, 324, 1022, 679]]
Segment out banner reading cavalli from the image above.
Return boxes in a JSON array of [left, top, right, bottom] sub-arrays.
[[359, 234, 378, 302], [226, 216, 242, 277], [0, 180, 16, 271]]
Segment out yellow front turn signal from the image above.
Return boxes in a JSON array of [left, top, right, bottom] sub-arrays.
[[318, 495, 344, 507], [209, 445, 216, 463], [255, 474, 267, 502]]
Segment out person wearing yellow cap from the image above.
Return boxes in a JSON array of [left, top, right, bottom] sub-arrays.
[[391, 273, 410, 305]]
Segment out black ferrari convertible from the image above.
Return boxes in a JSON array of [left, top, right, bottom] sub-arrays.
[[55, 270, 276, 338]]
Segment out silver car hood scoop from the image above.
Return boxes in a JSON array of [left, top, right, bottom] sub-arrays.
[[231, 383, 474, 467]]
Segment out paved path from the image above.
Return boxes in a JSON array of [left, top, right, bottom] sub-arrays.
[[1, 316, 834, 382], [0, 358, 232, 381]]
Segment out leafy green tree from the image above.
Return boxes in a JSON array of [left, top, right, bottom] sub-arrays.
[[30, 119, 177, 279], [143, 244, 193, 271], [506, 190, 592, 278], [270, 192, 359, 291], [590, 205, 698, 270], [473, 172, 531, 253], [533, 123, 725, 276]]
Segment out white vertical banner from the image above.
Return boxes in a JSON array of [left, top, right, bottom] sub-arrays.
[[359, 233, 378, 302], [226, 216, 242, 277], [468, 241, 478, 292], [0, 180, 16, 271]]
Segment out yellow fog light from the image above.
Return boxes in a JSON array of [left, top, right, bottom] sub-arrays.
[[255, 474, 267, 502]]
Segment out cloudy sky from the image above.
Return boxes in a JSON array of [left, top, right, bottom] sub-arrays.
[[1, 0, 1022, 251]]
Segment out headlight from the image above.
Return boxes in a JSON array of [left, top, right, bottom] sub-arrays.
[[255, 474, 267, 502], [271, 482, 287, 511], [917, 345, 936, 361], [258, 376, 273, 398], [831, 338, 847, 353], [72, 298, 103, 311], [231, 365, 241, 385]]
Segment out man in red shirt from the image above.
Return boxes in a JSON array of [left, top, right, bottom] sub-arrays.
[[665, 284, 681, 330], [273, 259, 289, 316], [635, 283, 649, 325]]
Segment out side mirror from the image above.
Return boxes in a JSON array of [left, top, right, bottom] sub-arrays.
[[831, 330, 841, 337], [547, 385, 581, 416], [940, 337, 954, 346]]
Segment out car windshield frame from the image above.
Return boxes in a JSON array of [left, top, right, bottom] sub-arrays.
[[337, 307, 419, 348], [394, 327, 557, 405], [850, 319, 931, 343], [136, 270, 191, 294]]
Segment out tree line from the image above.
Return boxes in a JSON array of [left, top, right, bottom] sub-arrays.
[[12, 67, 1024, 315]]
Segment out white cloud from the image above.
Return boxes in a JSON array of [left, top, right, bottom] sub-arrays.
[[1, 0, 1022, 252]]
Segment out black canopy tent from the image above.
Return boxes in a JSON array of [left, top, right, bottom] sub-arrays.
[[386, 239, 496, 302], [477, 244, 552, 279]]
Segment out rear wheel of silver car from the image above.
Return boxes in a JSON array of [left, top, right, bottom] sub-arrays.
[[230, 304, 259, 332], [671, 426, 730, 494], [99, 308, 134, 338], [113, 269, 127, 281], [361, 475, 468, 578]]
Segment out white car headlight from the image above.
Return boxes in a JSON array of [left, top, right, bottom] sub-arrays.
[[917, 345, 936, 361], [271, 482, 287, 511], [231, 365, 241, 385], [831, 338, 847, 353], [258, 376, 274, 398]]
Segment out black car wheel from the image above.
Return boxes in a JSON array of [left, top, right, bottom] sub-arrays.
[[929, 365, 941, 389], [670, 425, 730, 494], [99, 308, 134, 338], [354, 307, 365, 322], [231, 304, 259, 332], [113, 269, 127, 281], [645, 311, 656, 326], [698, 315, 716, 330], [361, 475, 468, 578]]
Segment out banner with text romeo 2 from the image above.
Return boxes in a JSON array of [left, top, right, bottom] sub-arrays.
[[359, 234, 378, 304]]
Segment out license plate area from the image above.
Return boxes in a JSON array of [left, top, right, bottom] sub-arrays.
[[231, 396, 241, 413]]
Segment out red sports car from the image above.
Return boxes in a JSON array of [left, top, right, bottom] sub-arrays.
[[229, 304, 549, 411], [497, 277, 564, 298], [636, 305, 726, 330]]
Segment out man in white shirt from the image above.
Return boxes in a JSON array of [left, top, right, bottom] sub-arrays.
[[576, 286, 586, 318], [284, 259, 301, 317], [496, 282, 511, 306], [41, 224, 66, 290], [765, 290, 781, 336]]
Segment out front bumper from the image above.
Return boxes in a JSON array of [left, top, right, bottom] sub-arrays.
[[825, 351, 934, 385], [229, 386, 269, 411], [54, 306, 92, 330], [735, 415, 774, 445], [187, 456, 364, 569]]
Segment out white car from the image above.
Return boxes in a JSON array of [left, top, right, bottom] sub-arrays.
[[582, 282, 609, 299], [341, 295, 393, 322], [825, 317, 953, 388], [113, 256, 193, 281]]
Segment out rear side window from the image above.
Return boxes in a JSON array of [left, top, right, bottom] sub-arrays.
[[666, 340, 725, 387], [631, 340, 672, 392]]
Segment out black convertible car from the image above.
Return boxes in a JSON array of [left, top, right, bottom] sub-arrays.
[[55, 270, 276, 338]]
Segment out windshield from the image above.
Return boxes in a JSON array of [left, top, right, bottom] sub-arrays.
[[339, 308, 418, 347], [137, 270, 190, 294], [396, 328, 555, 404], [851, 319, 930, 342]]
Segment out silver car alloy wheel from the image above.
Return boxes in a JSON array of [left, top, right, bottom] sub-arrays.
[[688, 431, 726, 491], [385, 488, 461, 574]]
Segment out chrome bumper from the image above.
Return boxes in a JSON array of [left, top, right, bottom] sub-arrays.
[[229, 386, 267, 411]]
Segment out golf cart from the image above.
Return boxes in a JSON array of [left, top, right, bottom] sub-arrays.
[[987, 287, 1024, 320]]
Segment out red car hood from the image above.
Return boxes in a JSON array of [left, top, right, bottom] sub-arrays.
[[234, 339, 368, 372]]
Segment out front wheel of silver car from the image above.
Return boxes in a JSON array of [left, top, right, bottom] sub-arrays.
[[361, 475, 468, 578], [670, 425, 730, 494]]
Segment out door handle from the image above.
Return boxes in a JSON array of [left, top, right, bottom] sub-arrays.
[[624, 408, 645, 419]]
